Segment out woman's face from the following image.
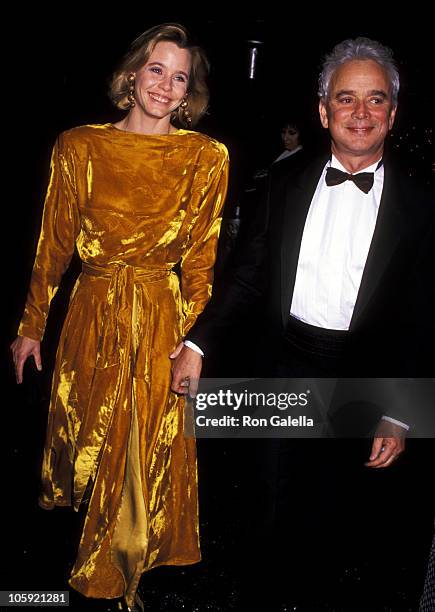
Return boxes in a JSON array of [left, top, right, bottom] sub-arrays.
[[133, 41, 191, 121], [281, 125, 300, 151]]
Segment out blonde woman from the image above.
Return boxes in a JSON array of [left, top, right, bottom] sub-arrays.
[[11, 23, 228, 611]]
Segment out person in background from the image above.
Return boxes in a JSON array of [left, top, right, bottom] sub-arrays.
[[271, 118, 304, 168], [245, 116, 306, 200]]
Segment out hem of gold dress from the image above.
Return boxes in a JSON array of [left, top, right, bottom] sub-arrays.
[[68, 577, 124, 600], [147, 555, 201, 571], [68, 556, 201, 602]]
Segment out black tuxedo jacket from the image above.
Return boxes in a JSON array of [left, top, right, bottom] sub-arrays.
[[269, 148, 307, 183], [188, 153, 435, 380]]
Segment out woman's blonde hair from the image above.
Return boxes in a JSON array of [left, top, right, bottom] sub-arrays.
[[110, 23, 210, 127]]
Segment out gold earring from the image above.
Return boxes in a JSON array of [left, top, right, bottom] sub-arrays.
[[127, 73, 136, 108], [180, 97, 192, 126]]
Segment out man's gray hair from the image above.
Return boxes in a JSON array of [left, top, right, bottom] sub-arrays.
[[318, 37, 400, 105]]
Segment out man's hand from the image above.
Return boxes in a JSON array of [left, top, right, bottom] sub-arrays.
[[365, 420, 406, 468], [170, 343, 203, 397], [10, 335, 42, 384]]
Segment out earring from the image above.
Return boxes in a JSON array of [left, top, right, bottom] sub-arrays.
[[179, 97, 192, 126], [127, 73, 136, 108]]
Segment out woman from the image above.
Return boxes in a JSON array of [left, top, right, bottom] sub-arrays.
[[10, 23, 228, 611]]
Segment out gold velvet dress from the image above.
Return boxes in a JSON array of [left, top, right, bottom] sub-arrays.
[[17, 123, 229, 607]]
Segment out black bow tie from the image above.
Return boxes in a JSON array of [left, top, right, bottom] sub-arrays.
[[325, 166, 374, 194]]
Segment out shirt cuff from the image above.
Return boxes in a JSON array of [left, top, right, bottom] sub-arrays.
[[183, 340, 204, 357], [381, 415, 410, 431]]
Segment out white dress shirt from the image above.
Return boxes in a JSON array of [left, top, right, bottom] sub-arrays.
[[184, 339, 204, 356], [290, 154, 407, 430], [290, 155, 383, 330]]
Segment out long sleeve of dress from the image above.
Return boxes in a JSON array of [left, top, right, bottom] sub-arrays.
[[181, 142, 229, 336], [18, 133, 81, 341]]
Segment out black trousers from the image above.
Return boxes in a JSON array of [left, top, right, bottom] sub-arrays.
[[235, 317, 405, 606]]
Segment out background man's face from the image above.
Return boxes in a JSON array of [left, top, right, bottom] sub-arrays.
[[319, 59, 397, 163]]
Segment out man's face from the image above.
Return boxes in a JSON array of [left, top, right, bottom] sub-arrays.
[[319, 59, 397, 164]]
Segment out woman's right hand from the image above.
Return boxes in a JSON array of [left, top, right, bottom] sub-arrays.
[[10, 336, 42, 384]]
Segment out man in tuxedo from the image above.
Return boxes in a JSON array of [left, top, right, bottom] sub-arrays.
[[171, 37, 434, 606], [172, 34, 435, 455]]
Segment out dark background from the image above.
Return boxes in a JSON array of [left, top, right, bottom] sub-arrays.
[[3, 11, 434, 611]]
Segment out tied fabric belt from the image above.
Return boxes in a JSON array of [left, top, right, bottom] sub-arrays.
[[82, 262, 172, 369], [73, 261, 174, 509]]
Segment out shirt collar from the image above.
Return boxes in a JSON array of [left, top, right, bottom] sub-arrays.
[[329, 154, 382, 174], [273, 145, 303, 164]]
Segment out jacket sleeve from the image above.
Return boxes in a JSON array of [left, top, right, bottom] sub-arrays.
[[180, 141, 229, 336], [184, 168, 272, 354], [18, 132, 81, 341]]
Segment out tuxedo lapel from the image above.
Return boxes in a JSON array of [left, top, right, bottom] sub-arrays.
[[280, 157, 327, 327], [350, 162, 404, 329], [278, 157, 405, 331]]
